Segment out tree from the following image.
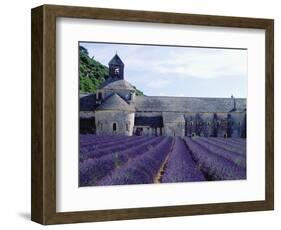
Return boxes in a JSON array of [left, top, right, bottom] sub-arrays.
[[195, 113, 203, 136], [212, 113, 219, 137], [79, 46, 109, 93], [79, 46, 89, 55], [226, 113, 233, 137]]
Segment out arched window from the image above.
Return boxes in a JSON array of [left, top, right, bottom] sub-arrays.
[[98, 92, 102, 100], [114, 67, 119, 75], [113, 123, 117, 131]]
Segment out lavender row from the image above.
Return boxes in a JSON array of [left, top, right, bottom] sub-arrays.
[[80, 136, 158, 161], [80, 136, 156, 161], [192, 138, 246, 168], [210, 137, 246, 148], [161, 137, 205, 183], [79, 135, 141, 149], [79, 137, 163, 186], [184, 138, 246, 180], [80, 135, 134, 148], [88, 136, 145, 150], [80, 135, 144, 154], [215, 137, 246, 146], [80, 134, 118, 143], [201, 137, 246, 155], [97, 137, 173, 186]]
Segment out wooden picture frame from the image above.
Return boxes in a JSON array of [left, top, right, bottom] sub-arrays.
[[31, 4, 274, 225]]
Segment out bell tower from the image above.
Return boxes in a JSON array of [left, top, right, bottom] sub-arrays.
[[108, 53, 124, 80]]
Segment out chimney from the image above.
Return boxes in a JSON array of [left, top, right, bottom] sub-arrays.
[[231, 95, 236, 111], [128, 91, 135, 104]]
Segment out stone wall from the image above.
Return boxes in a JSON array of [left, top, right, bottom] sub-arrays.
[[83, 110, 246, 138], [163, 122, 185, 137], [95, 110, 135, 136], [183, 112, 246, 138], [228, 112, 246, 138], [162, 112, 185, 137]]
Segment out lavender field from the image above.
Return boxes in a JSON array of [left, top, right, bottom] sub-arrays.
[[79, 135, 246, 187]]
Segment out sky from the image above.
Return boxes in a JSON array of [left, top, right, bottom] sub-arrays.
[[80, 42, 247, 98]]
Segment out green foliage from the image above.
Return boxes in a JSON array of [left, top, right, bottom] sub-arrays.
[[133, 86, 144, 96], [79, 46, 109, 93]]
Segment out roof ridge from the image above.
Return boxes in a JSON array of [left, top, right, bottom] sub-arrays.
[[100, 79, 135, 90], [136, 95, 246, 100], [96, 93, 135, 111], [108, 54, 124, 65]]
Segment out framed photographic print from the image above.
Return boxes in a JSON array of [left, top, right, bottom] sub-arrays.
[[31, 4, 274, 225]]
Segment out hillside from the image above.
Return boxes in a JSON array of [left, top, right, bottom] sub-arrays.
[[79, 46, 109, 93]]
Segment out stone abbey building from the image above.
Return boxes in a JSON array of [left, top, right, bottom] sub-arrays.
[[80, 54, 246, 138]]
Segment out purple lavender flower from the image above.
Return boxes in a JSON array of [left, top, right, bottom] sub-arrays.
[[79, 136, 164, 186], [162, 137, 205, 183], [202, 138, 246, 155], [184, 138, 246, 180], [97, 137, 173, 186], [192, 138, 246, 168]]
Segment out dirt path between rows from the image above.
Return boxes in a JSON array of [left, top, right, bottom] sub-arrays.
[[153, 138, 175, 183]]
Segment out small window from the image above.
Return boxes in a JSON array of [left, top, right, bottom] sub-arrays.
[[190, 121, 193, 126], [113, 123, 117, 131], [114, 67, 119, 74], [98, 92, 102, 100], [207, 122, 210, 126], [126, 123, 129, 131]]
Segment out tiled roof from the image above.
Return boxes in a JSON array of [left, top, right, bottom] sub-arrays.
[[79, 111, 95, 118], [79, 93, 96, 111], [108, 54, 124, 66], [99, 79, 135, 91], [134, 96, 246, 113], [96, 93, 135, 111]]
